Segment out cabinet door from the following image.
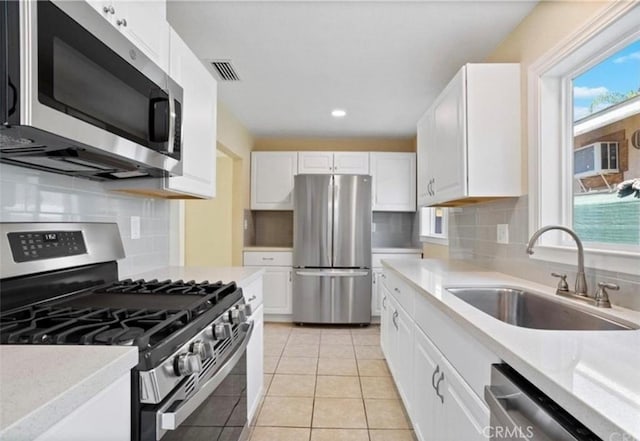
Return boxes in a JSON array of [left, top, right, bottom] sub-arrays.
[[246, 305, 264, 422], [36, 373, 131, 441], [262, 267, 293, 315], [164, 29, 217, 198], [371, 270, 383, 317], [418, 108, 439, 206], [333, 152, 369, 175], [298, 152, 334, 174], [413, 327, 444, 441], [370, 153, 417, 212], [113, 1, 169, 71], [441, 360, 489, 441], [394, 303, 414, 414], [379, 285, 392, 360], [432, 68, 467, 203], [251, 152, 298, 210]]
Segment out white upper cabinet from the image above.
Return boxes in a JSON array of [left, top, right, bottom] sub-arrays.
[[418, 63, 521, 207], [163, 28, 217, 198], [86, 1, 169, 71], [370, 152, 416, 212], [298, 152, 334, 174], [333, 152, 369, 174], [416, 108, 433, 207], [298, 152, 369, 174], [251, 152, 298, 210]]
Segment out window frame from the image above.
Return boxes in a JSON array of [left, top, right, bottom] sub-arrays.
[[528, 1, 640, 274], [420, 207, 449, 245]]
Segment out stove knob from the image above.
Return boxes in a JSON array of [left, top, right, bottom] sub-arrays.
[[192, 340, 214, 361], [174, 352, 202, 376], [238, 303, 253, 317], [212, 323, 232, 340], [229, 309, 246, 324]]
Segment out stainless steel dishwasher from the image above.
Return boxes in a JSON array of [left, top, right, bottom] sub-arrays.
[[485, 364, 602, 441]]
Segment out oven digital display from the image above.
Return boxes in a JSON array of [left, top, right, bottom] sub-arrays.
[[43, 233, 58, 242], [7, 230, 87, 262]]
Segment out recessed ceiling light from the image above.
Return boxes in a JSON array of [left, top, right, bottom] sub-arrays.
[[331, 109, 346, 118]]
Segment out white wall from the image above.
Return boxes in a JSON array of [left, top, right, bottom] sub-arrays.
[[0, 164, 173, 277]]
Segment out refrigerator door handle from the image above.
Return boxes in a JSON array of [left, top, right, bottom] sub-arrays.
[[295, 270, 369, 277]]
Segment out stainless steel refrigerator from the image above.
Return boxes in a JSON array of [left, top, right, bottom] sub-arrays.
[[292, 174, 372, 324]]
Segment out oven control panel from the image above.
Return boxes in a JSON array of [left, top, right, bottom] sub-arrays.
[[8, 231, 87, 262]]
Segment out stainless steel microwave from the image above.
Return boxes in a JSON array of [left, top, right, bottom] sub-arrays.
[[0, 0, 183, 180]]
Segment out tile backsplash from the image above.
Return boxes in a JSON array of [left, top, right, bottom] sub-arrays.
[[448, 196, 640, 311], [372, 212, 421, 248], [0, 164, 173, 277]]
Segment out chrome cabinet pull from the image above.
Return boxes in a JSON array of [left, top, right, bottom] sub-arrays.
[[289, 271, 292, 282], [103, 5, 115, 14], [392, 310, 399, 330], [431, 365, 440, 391], [435, 371, 445, 403], [262, 257, 274, 261], [116, 18, 127, 27], [394, 287, 400, 293], [382, 296, 387, 310]]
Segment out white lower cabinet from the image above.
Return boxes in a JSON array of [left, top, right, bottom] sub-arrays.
[[412, 326, 488, 441], [371, 270, 383, 317], [262, 267, 293, 315], [241, 275, 264, 423], [246, 304, 264, 422], [382, 293, 414, 413], [243, 251, 293, 316], [380, 284, 392, 356], [36, 373, 130, 441], [381, 267, 490, 441]]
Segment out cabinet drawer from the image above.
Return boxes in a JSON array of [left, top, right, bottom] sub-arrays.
[[373, 253, 421, 268], [383, 270, 415, 316], [243, 252, 293, 267], [413, 293, 499, 400]]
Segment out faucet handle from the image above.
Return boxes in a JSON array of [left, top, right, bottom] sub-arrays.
[[595, 282, 618, 308], [551, 273, 569, 291]]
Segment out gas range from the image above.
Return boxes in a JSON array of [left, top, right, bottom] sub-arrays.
[[0, 223, 253, 441]]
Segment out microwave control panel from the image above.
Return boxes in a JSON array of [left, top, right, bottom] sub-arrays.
[[8, 231, 87, 262]]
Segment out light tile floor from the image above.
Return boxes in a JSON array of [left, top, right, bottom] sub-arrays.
[[250, 323, 416, 441]]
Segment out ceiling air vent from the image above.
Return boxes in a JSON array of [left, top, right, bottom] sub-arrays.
[[210, 60, 240, 81]]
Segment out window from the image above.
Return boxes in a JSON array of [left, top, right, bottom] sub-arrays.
[[420, 207, 448, 244], [529, 2, 640, 274], [572, 40, 640, 249]]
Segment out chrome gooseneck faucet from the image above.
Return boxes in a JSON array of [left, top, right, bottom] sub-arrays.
[[526, 225, 588, 297]]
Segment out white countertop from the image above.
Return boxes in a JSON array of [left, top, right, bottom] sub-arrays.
[[243, 247, 421, 254], [130, 266, 265, 288], [243, 246, 293, 252], [373, 247, 422, 254], [0, 346, 137, 441], [382, 258, 640, 440]]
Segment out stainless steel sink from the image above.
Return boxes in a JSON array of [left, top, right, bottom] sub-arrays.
[[446, 287, 637, 331]]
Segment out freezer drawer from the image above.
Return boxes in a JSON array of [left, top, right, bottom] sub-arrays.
[[292, 269, 372, 324]]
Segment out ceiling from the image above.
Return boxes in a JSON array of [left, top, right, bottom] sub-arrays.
[[167, 1, 537, 138]]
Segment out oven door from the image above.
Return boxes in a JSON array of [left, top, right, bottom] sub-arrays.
[[10, 1, 182, 173], [143, 321, 253, 441]]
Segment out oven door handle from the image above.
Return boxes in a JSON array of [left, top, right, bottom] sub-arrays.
[[158, 321, 254, 434]]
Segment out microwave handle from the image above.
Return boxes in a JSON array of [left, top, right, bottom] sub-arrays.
[[166, 92, 176, 155]]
